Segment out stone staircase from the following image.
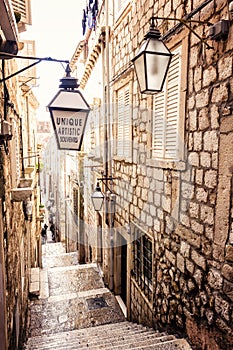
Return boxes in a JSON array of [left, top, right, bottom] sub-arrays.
[[25, 321, 192, 350], [24, 242, 192, 350]]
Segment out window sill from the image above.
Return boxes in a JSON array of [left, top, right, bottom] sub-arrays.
[[113, 155, 132, 163], [146, 158, 186, 171]]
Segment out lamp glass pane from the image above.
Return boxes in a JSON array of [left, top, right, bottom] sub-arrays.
[[136, 40, 147, 55], [50, 109, 88, 150], [49, 90, 89, 110], [91, 191, 104, 211], [146, 53, 171, 91], [147, 39, 171, 54], [134, 54, 146, 92]]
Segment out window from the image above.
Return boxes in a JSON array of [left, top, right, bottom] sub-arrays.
[[86, 100, 103, 160], [18, 40, 36, 86], [116, 84, 132, 159], [115, 0, 130, 18], [132, 229, 153, 301], [10, 118, 21, 188], [11, 0, 32, 24], [152, 46, 182, 160]]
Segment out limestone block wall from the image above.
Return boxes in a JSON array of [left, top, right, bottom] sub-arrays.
[[0, 61, 34, 349], [111, 0, 233, 349]]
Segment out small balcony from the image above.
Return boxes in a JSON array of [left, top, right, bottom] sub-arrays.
[[11, 187, 33, 202], [11, 178, 33, 202]]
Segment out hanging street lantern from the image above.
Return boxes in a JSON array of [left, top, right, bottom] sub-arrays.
[[132, 17, 173, 94], [47, 64, 90, 150], [91, 182, 105, 211]]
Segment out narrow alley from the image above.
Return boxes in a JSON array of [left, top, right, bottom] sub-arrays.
[[24, 237, 192, 350]]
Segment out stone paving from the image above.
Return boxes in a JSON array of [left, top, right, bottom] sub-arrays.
[[28, 242, 125, 338], [25, 241, 192, 349]]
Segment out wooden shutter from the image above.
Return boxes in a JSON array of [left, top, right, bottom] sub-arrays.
[[18, 40, 36, 85], [117, 85, 131, 158], [153, 91, 165, 158], [152, 46, 181, 160], [165, 49, 180, 159], [11, 0, 31, 24], [116, 0, 130, 17], [117, 88, 124, 157]]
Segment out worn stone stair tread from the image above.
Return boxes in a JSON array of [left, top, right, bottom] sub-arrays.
[[28, 321, 152, 340], [77, 335, 176, 349], [26, 338, 191, 350], [27, 330, 172, 349], [43, 253, 79, 268], [27, 336, 173, 350], [25, 321, 192, 350]]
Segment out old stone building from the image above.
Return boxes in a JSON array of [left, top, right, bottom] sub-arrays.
[[70, 0, 233, 349], [0, 1, 41, 349]]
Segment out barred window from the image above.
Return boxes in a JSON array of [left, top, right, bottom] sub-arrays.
[[132, 231, 153, 301]]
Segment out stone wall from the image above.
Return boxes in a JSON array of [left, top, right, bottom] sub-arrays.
[[111, 0, 233, 349], [0, 60, 37, 349]]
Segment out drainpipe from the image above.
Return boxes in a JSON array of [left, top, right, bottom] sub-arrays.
[[105, 0, 114, 292]]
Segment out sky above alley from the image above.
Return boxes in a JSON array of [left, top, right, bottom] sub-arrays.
[[21, 0, 86, 118]]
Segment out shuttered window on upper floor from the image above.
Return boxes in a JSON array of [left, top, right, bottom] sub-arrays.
[[11, 0, 32, 24], [116, 84, 132, 160], [18, 40, 36, 85], [152, 46, 182, 160], [115, 0, 130, 19]]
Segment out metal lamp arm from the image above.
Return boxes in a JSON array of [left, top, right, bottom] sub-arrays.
[[153, 16, 213, 50], [0, 53, 69, 83], [97, 177, 118, 194]]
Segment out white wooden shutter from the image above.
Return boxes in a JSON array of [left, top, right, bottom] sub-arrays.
[[165, 49, 180, 158], [152, 46, 181, 160], [18, 40, 36, 85], [115, 0, 130, 18], [117, 89, 124, 157], [117, 85, 131, 158], [11, 0, 31, 24], [123, 88, 131, 158], [153, 91, 165, 158]]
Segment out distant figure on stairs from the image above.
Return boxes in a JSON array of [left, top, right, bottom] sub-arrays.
[[41, 224, 48, 244], [50, 224, 55, 242]]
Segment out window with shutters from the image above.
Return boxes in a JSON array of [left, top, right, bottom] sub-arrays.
[[152, 46, 182, 160], [18, 40, 36, 86], [116, 84, 132, 159], [115, 0, 130, 19], [11, 0, 32, 25], [10, 118, 21, 188]]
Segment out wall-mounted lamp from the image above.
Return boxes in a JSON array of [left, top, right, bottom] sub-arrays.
[[91, 177, 117, 212], [133, 13, 231, 95], [91, 182, 105, 211], [132, 17, 173, 94]]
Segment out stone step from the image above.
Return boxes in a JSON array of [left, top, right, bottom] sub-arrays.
[[125, 338, 192, 350], [26, 320, 151, 340], [26, 333, 173, 350], [29, 291, 125, 337], [29, 268, 40, 297], [42, 252, 79, 268], [27, 327, 166, 348], [42, 242, 66, 256], [26, 322, 192, 350]]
